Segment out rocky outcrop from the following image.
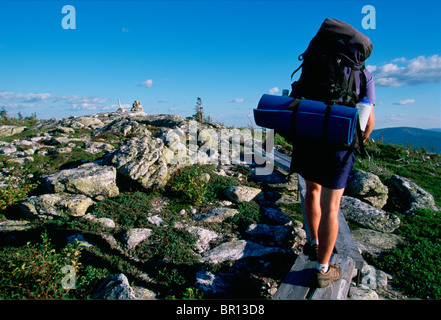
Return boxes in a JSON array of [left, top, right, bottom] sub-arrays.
[[3, 107, 438, 301], [103, 133, 177, 191]]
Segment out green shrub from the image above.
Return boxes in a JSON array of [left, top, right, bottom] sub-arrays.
[[227, 201, 261, 231], [89, 191, 154, 228], [0, 233, 81, 299], [0, 180, 39, 213], [167, 164, 239, 206]]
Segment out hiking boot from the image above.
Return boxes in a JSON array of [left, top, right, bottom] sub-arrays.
[[315, 264, 342, 288], [304, 242, 319, 261]]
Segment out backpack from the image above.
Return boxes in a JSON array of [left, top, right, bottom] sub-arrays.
[[289, 18, 373, 156]]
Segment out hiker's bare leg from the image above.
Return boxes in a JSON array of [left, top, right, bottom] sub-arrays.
[[304, 180, 322, 241], [317, 187, 345, 265]]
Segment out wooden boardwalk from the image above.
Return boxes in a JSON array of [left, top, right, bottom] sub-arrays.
[[264, 150, 364, 300]]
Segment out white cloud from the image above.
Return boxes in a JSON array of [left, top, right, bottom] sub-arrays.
[[138, 79, 153, 88], [122, 27, 130, 33], [0, 90, 109, 112], [16, 92, 52, 102], [268, 87, 279, 95], [370, 55, 441, 87], [228, 97, 244, 103], [393, 99, 416, 105]]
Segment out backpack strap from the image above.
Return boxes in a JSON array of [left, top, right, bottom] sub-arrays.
[[322, 104, 333, 142], [286, 98, 302, 138]]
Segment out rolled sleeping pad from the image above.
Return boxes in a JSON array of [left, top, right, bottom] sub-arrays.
[[254, 94, 358, 145]]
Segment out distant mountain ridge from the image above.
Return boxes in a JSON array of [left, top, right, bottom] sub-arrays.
[[370, 127, 441, 153]]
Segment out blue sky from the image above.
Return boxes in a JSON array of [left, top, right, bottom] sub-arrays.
[[0, 0, 440, 129]]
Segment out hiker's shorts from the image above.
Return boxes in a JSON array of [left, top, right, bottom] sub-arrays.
[[290, 139, 355, 190]]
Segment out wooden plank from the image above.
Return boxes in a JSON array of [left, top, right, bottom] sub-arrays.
[[309, 254, 355, 300], [335, 211, 365, 270], [273, 250, 316, 300]]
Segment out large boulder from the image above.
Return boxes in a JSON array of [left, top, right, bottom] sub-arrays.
[[340, 196, 400, 233], [19, 193, 94, 218], [351, 228, 405, 258], [0, 125, 26, 137], [346, 169, 388, 209], [41, 163, 119, 200], [387, 174, 439, 215], [104, 134, 177, 190]]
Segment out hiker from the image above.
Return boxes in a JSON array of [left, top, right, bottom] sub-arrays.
[[292, 19, 375, 288], [262, 18, 375, 288]]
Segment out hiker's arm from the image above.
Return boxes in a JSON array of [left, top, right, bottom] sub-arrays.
[[363, 104, 375, 142]]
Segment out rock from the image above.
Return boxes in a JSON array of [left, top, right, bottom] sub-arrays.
[[131, 100, 143, 112], [42, 163, 119, 199], [340, 196, 400, 233], [93, 273, 155, 300], [352, 228, 405, 258], [192, 207, 239, 223], [85, 141, 115, 154], [250, 168, 287, 184], [0, 145, 16, 155], [67, 233, 93, 248], [246, 224, 292, 242], [0, 125, 26, 137], [0, 220, 33, 232], [346, 169, 388, 209], [195, 269, 229, 295], [19, 193, 94, 218], [95, 217, 116, 228], [349, 286, 380, 300], [82, 214, 116, 229], [138, 114, 186, 129], [223, 186, 263, 203], [387, 174, 439, 214], [358, 263, 391, 291], [146, 214, 163, 226], [104, 134, 177, 190], [200, 240, 284, 264], [263, 207, 292, 226], [187, 226, 219, 253], [122, 228, 153, 250]]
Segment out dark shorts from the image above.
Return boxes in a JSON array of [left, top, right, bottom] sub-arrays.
[[290, 138, 355, 190]]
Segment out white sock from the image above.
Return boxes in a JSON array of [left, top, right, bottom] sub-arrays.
[[316, 262, 329, 273], [310, 239, 319, 246]]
